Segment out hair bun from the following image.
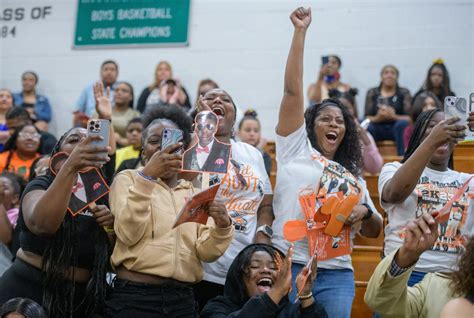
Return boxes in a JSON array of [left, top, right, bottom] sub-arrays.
[[348, 88, 359, 97], [432, 57, 444, 65], [328, 89, 342, 99], [244, 109, 258, 118]]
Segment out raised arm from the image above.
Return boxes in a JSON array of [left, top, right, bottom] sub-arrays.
[[276, 7, 312, 137], [382, 117, 465, 203]]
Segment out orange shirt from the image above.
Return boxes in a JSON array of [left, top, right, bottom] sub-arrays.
[[0, 151, 40, 180]]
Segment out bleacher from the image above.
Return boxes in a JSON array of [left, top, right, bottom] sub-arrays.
[[264, 140, 474, 318]]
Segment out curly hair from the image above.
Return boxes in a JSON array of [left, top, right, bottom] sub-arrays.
[[304, 98, 362, 177], [141, 104, 193, 148], [450, 238, 474, 296]]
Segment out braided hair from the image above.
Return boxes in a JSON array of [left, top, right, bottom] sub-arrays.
[[304, 98, 363, 177], [401, 108, 453, 168], [40, 128, 110, 317]]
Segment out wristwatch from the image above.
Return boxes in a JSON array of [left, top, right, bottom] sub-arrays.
[[256, 225, 273, 238], [361, 203, 374, 220]]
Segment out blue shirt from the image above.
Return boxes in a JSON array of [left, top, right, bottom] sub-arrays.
[[75, 82, 116, 116], [13, 92, 52, 122]]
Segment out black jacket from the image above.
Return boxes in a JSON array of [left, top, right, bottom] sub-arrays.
[[182, 140, 231, 174], [201, 244, 328, 318]]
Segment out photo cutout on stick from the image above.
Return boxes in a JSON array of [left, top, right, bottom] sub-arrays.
[[182, 110, 231, 174], [49, 152, 110, 217]]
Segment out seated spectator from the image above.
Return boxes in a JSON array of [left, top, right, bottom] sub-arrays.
[[201, 244, 327, 318], [6, 106, 57, 155], [101, 82, 139, 147], [307, 55, 351, 104], [0, 125, 41, 181], [403, 92, 442, 148], [365, 214, 473, 318], [115, 118, 143, 169], [414, 59, 455, 103], [329, 88, 383, 174], [0, 89, 14, 152], [364, 65, 412, 155], [73, 60, 118, 124], [0, 297, 47, 318], [137, 61, 191, 113], [105, 105, 233, 317], [0, 173, 22, 248], [238, 110, 272, 176], [12, 71, 52, 131]]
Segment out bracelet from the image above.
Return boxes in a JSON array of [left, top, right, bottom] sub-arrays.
[[361, 203, 374, 220], [137, 170, 157, 182], [298, 292, 313, 300]]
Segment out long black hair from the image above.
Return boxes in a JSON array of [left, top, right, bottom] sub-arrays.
[[3, 124, 42, 174], [40, 128, 110, 317], [305, 98, 362, 177], [402, 108, 453, 168], [424, 62, 453, 101]]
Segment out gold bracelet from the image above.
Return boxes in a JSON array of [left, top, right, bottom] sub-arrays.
[[298, 292, 313, 300]]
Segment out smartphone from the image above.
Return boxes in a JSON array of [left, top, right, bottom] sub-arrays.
[[444, 96, 469, 140], [321, 56, 329, 65], [87, 119, 110, 158], [161, 128, 183, 154]]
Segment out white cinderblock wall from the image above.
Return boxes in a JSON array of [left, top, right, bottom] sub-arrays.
[[1, 0, 473, 138]]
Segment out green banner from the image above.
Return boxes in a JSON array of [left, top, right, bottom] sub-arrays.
[[74, 0, 190, 48]]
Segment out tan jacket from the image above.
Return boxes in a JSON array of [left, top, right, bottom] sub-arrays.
[[110, 169, 234, 283], [364, 250, 455, 318]]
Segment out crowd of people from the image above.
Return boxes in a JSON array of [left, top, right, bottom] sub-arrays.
[[0, 6, 472, 318]]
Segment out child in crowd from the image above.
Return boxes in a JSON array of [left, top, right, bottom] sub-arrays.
[[0, 173, 22, 248], [238, 110, 272, 176], [115, 118, 143, 169], [0, 125, 41, 181]]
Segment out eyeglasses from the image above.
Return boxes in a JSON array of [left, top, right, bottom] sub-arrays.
[[197, 123, 215, 131], [18, 132, 41, 139]]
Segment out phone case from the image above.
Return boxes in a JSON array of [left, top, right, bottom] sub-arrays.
[[444, 96, 471, 141], [87, 119, 110, 150], [161, 128, 183, 153]]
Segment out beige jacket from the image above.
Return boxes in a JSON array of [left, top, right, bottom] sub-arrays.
[[364, 250, 455, 318], [110, 169, 234, 283]]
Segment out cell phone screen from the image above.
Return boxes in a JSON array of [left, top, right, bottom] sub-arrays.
[[322, 56, 329, 65]]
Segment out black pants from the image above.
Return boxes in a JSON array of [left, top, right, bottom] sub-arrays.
[[193, 280, 224, 313], [0, 258, 87, 317], [104, 278, 198, 318]]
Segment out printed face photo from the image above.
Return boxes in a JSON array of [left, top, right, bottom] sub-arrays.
[[182, 111, 231, 175]]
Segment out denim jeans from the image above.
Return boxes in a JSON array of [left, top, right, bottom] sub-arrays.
[[104, 278, 198, 317], [367, 120, 409, 155], [289, 264, 355, 318]]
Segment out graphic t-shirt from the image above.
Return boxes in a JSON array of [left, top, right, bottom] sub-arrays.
[[202, 140, 272, 285], [379, 161, 474, 273], [0, 151, 39, 180], [272, 124, 380, 270]]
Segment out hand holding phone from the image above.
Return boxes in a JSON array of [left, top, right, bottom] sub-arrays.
[[87, 119, 110, 159], [161, 128, 184, 154]]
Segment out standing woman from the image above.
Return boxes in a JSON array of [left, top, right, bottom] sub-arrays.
[[107, 82, 140, 147], [13, 71, 52, 132], [105, 105, 233, 317], [307, 55, 351, 104], [192, 89, 275, 310], [0, 83, 116, 317], [379, 108, 473, 287], [414, 60, 455, 103], [272, 8, 382, 317], [0, 89, 14, 152], [0, 125, 41, 181], [364, 65, 412, 156], [137, 61, 191, 113]]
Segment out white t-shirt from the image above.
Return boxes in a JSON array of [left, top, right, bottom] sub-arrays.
[[203, 140, 273, 284], [379, 161, 474, 273], [272, 124, 380, 270]]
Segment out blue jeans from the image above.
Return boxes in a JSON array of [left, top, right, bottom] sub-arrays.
[[367, 120, 409, 155], [290, 264, 355, 318], [407, 270, 427, 287]]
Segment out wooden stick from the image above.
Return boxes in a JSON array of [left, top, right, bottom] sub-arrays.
[[202, 173, 210, 190]]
